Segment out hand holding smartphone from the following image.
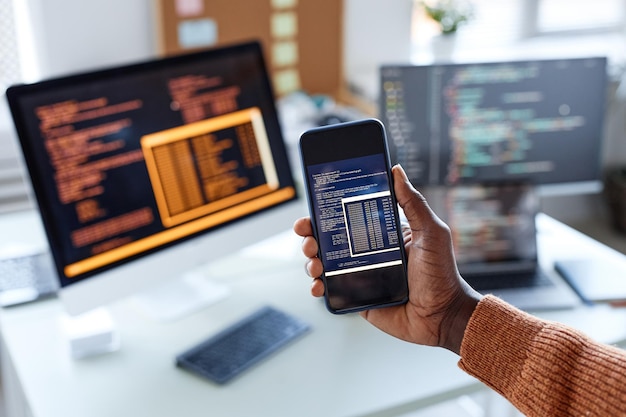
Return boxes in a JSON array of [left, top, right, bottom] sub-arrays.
[[299, 119, 409, 314]]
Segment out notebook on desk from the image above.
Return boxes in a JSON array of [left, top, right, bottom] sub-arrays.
[[555, 258, 626, 306], [428, 183, 581, 311]]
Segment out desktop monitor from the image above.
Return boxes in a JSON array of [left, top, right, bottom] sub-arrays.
[[379, 57, 608, 194], [6, 41, 302, 318]]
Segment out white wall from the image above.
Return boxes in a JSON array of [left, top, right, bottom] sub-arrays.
[[24, 0, 156, 79], [342, 0, 414, 101]]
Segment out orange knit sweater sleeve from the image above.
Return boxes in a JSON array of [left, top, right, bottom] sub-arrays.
[[458, 295, 626, 416]]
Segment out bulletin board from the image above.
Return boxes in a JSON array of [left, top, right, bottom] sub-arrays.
[[154, 0, 344, 98]]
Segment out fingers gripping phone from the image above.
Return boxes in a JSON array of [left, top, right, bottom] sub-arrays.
[[299, 118, 409, 314]]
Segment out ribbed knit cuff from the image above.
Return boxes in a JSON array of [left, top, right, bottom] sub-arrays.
[[457, 294, 626, 416], [458, 295, 544, 397]]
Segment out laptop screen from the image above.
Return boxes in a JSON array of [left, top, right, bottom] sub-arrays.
[[442, 183, 540, 276]]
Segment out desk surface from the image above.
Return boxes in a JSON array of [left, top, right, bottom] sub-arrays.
[[2, 211, 626, 417]]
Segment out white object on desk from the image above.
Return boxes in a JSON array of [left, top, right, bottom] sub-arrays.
[[554, 257, 626, 304], [59, 307, 120, 359]]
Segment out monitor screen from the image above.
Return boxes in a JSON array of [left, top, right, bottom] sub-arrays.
[[442, 182, 539, 275], [6, 41, 300, 315], [379, 57, 608, 192]]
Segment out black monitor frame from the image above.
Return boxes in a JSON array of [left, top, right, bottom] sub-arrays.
[[6, 40, 298, 290], [379, 57, 608, 194]]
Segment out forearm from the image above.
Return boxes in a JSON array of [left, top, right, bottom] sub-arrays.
[[459, 295, 626, 416]]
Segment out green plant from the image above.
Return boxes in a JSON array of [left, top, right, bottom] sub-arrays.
[[422, 0, 473, 35]]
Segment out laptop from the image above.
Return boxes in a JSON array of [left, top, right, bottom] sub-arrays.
[[425, 183, 581, 311]]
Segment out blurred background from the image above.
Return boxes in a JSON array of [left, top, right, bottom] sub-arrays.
[[1, 1, 625, 415], [0, 0, 625, 247]]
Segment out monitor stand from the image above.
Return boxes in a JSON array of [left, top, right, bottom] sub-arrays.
[[130, 271, 231, 322], [59, 273, 229, 359]]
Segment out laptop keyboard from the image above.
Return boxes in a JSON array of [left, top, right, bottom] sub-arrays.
[[466, 269, 553, 291]]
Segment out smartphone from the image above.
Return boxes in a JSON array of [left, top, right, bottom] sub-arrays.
[[299, 118, 409, 314]]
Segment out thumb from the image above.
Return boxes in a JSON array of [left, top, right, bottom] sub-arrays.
[[392, 165, 437, 228]]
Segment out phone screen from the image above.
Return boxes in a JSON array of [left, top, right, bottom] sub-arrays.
[[300, 119, 408, 314]]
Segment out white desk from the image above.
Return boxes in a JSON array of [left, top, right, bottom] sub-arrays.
[[1, 211, 626, 417]]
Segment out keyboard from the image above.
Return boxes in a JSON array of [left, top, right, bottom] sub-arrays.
[[466, 269, 554, 291], [176, 306, 311, 384], [0, 251, 58, 306]]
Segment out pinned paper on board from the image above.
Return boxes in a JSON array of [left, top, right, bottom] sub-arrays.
[[271, 12, 298, 38], [272, 0, 298, 9], [272, 41, 298, 67], [178, 19, 217, 49], [274, 69, 301, 95], [175, 0, 204, 17]]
